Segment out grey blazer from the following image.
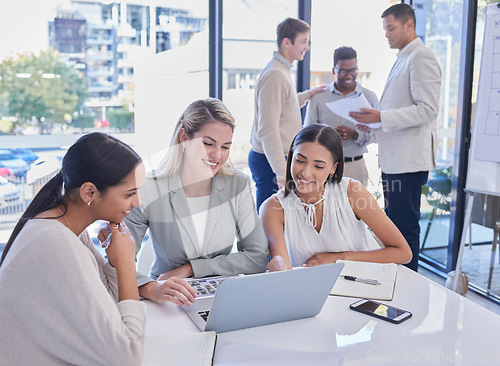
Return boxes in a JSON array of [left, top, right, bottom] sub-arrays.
[[377, 37, 441, 174], [125, 170, 269, 286]]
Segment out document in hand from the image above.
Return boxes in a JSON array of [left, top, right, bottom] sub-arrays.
[[330, 260, 398, 301], [142, 331, 216, 366], [325, 93, 382, 129]]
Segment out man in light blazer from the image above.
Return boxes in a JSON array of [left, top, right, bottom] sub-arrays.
[[350, 3, 441, 271]]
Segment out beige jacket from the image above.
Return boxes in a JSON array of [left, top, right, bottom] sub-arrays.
[[250, 52, 311, 181], [378, 37, 441, 174]]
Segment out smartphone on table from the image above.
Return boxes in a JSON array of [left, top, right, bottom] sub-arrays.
[[349, 299, 412, 324]]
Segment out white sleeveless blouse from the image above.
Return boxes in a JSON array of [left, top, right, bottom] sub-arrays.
[[275, 177, 380, 266]]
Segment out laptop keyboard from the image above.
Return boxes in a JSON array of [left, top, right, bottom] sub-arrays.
[[187, 275, 240, 298]]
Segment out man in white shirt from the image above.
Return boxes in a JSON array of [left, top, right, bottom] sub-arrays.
[[249, 18, 325, 211], [350, 4, 441, 271], [304, 46, 379, 186]]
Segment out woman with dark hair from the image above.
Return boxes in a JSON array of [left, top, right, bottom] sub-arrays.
[[0, 133, 148, 365], [98, 98, 268, 305], [260, 124, 412, 271]]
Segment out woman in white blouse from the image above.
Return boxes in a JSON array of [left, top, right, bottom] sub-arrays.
[[260, 124, 412, 271]]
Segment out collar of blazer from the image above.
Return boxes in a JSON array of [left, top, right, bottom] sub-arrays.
[[166, 174, 226, 196], [382, 37, 423, 98], [396, 37, 422, 60]]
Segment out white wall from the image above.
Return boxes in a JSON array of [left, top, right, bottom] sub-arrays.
[[133, 33, 209, 169]]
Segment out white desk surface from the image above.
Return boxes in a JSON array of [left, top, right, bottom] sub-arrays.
[[145, 266, 500, 365]]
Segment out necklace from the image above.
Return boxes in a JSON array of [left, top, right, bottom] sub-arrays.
[[57, 207, 73, 232]]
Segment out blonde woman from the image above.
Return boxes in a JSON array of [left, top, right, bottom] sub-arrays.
[[100, 98, 268, 305]]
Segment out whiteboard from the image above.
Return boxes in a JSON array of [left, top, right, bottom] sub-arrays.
[[466, 3, 500, 197]]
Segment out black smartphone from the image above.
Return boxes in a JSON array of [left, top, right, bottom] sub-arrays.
[[349, 299, 412, 324]]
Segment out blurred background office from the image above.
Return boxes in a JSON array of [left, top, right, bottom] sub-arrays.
[[0, 0, 499, 304]]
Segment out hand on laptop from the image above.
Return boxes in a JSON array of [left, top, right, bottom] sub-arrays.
[[267, 255, 292, 272], [139, 277, 197, 306]]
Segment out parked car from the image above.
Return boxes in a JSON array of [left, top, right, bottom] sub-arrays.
[[0, 149, 29, 178], [0, 167, 12, 177], [27, 157, 61, 185], [0, 175, 21, 210], [9, 148, 39, 165]]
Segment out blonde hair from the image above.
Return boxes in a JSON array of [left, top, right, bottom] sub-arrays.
[[153, 98, 236, 178]]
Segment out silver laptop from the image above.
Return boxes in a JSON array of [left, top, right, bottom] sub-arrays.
[[182, 263, 344, 333]]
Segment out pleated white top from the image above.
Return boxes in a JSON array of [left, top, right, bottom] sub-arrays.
[[274, 177, 380, 266]]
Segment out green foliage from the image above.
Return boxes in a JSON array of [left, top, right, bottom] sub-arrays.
[[0, 119, 13, 133], [73, 114, 95, 129], [0, 49, 86, 133], [108, 108, 133, 131], [423, 166, 452, 212], [479, 0, 499, 7]]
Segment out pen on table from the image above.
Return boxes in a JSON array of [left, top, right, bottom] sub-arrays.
[[342, 275, 380, 285]]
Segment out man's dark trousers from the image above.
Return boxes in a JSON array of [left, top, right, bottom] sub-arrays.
[[382, 171, 428, 271], [248, 150, 279, 213]]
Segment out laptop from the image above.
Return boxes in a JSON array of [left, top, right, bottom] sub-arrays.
[[182, 262, 344, 333]]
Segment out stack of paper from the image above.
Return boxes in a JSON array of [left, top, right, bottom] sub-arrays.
[[143, 332, 216, 366], [330, 260, 398, 300]]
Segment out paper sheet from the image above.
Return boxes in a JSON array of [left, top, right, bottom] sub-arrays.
[[472, 4, 500, 163], [325, 93, 382, 129], [143, 332, 216, 366], [330, 260, 397, 301], [214, 341, 345, 366]]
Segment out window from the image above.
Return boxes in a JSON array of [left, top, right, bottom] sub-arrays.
[[309, 0, 396, 201], [0, 0, 209, 234], [222, 0, 298, 170]]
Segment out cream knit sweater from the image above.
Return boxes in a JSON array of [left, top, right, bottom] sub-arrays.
[[0, 219, 146, 365]]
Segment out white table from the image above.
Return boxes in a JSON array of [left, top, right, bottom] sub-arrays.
[[145, 266, 500, 365]]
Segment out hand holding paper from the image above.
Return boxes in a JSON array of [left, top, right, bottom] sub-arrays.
[[325, 93, 381, 129], [350, 108, 382, 128]]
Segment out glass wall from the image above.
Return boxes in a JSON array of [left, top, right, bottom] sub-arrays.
[[1, 1, 208, 140], [0, 0, 209, 242], [457, 0, 500, 298], [417, 0, 465, 268], [133, 1, 209, 166], [309, 0, 397, 200], [222, 1, 298, 171]]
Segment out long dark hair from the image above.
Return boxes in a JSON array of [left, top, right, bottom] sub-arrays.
[[284, 124, 344, 197], [0, 132, 141, 267]]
